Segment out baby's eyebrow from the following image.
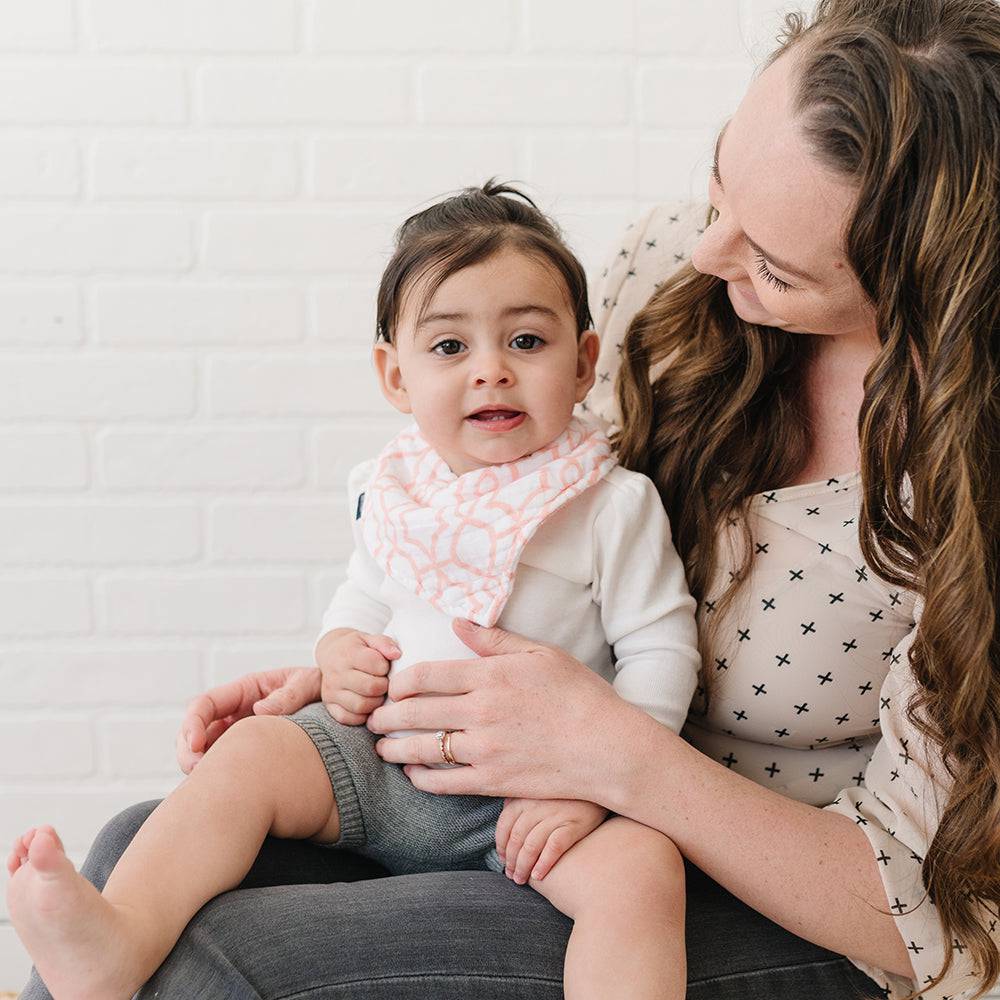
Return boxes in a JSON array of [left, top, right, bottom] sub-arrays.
[[416, 304, 560, 328]]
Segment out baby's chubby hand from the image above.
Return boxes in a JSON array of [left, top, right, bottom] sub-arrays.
[[317, 628, 401, 726], [495, 797, 609, 885]]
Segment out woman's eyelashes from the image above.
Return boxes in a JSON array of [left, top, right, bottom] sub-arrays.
[[753, 251, 792, 293]]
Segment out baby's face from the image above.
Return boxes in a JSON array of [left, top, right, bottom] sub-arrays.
[[374, 247, 598, 476]]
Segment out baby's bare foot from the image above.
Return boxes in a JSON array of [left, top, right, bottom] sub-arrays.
[[7, 825, 140, 1000]]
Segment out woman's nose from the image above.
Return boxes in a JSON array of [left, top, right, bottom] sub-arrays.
[[691, 212, 744, 282]]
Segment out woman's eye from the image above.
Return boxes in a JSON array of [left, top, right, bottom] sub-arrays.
[[431, 339, 465, 356], [753, 251, 792, 293], [511, 333, 543, 350]]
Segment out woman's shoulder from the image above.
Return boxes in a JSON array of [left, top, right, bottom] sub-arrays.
[[585, 201, 707, 430]]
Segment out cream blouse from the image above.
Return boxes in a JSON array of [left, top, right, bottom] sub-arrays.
[[583, 202, 999, 1000]]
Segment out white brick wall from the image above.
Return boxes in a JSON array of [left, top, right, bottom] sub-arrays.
[[0, 0, 798, 986]]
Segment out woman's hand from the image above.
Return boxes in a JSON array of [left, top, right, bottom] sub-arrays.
[[317, 628, 400, 726], [176, 666, 321, 773], [368, 619, 644, 804], [495, 798, 609, 884]]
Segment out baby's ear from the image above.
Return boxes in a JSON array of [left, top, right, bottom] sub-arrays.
[[574, 329, 600, 402], [373, 341, 412, 414]]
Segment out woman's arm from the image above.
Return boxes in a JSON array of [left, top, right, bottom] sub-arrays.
[[369, 619, 917, 984]]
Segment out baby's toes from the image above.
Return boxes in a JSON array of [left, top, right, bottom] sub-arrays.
[[7, 829, 34, 875]]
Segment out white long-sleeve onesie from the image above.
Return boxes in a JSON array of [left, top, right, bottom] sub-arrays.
[[318, 458, 701, 735]]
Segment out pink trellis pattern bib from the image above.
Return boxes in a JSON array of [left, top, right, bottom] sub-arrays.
[[361, 417, 618, 626]]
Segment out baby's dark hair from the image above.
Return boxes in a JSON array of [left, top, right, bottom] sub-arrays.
[[375, 179, 593, 344]]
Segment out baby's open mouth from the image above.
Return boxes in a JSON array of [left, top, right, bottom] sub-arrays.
[[468, 409, 523, 422]]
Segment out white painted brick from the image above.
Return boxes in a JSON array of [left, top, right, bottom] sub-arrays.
[[311, 135, 517, 199], [312, 0, 514, 51], [311, 279, 378, 344], [90, 0, 297, 52], [525, 0, 634, 51], [100, 428, 304, 491], [95, 283, 303, 346], [0, 577, 90, 636], [636, 0, 752, 56], [0, 284, 79, 345], [0, 717, 93, 777], [199, 64, 409, 124], [0, 924, 32, 992], [638, 135, 714, 201], [0, 0, 74, 50], [208, 354, 384, 417], [101, 573, 307, 634], [0, 648, 201, 707], [0, 357, 195, 420], [745, 0, 802, 62], [539, 204, 630, 278], [93, 138, 298, 201], [203, 211, 393, 274], [419, 63, 630, 125], [0, 138, 78, 197], [527, 134, 635, 198], [209, 499, 350, 563], [0, 65, 185, 124], [0, 785, 177, 853], [313, 418, 408, 490], [638, 62, 753, 130], [0, 211, 192, 273], [0, 504, 201, 565], [0, 430, 87, 491], [209, 642, 314, 686], [313, 567, 347, 625], [100, 713, 183, 777]]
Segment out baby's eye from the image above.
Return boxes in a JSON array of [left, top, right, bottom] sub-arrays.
[[511, 333, 544, 350], [431, 339, 465, 356]]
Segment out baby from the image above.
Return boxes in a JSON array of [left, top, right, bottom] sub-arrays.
[[8, 181, 700, 1000]]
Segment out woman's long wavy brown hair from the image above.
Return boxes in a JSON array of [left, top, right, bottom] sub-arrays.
[[615, 2, 1000, 997]]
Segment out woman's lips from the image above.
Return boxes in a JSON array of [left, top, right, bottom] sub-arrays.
[[466, 409, 526, 433], [729, 280, 763, 309]]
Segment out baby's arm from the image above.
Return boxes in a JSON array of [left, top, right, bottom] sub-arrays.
[[593, 474, 701, 734], [315, 459, 398, 723]]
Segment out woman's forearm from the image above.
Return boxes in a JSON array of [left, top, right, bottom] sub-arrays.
[[598, 707, 916, 983]]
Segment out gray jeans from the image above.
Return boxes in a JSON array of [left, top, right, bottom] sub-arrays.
[[20, 800, 886, 1000]]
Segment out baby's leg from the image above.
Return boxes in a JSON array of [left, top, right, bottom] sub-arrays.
[[7, 715, 341, 1000], [528, 816, 686, 1000]]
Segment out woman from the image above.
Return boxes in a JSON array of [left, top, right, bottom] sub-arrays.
[[20, 1, 999, 998]]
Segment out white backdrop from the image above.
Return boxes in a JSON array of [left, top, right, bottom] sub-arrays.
[[0, 0, 801, 984]]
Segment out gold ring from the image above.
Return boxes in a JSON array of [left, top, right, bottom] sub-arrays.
[[442, 729, 458, 766], [435, 729, 459, 766]]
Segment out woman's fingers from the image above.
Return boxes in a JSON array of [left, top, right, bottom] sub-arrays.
[[368, 693, 474, 735], [254, 669, 321, 716], [386, 659, 482, 701], [375, 729, 474, 767]]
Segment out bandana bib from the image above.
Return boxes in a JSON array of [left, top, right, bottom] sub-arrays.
[[361, 417, 618, 626]]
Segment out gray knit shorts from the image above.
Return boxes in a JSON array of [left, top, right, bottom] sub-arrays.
[[288, 702, 504, 876]]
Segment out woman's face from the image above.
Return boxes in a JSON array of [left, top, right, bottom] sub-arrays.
[[691, 52, 876, 344]]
